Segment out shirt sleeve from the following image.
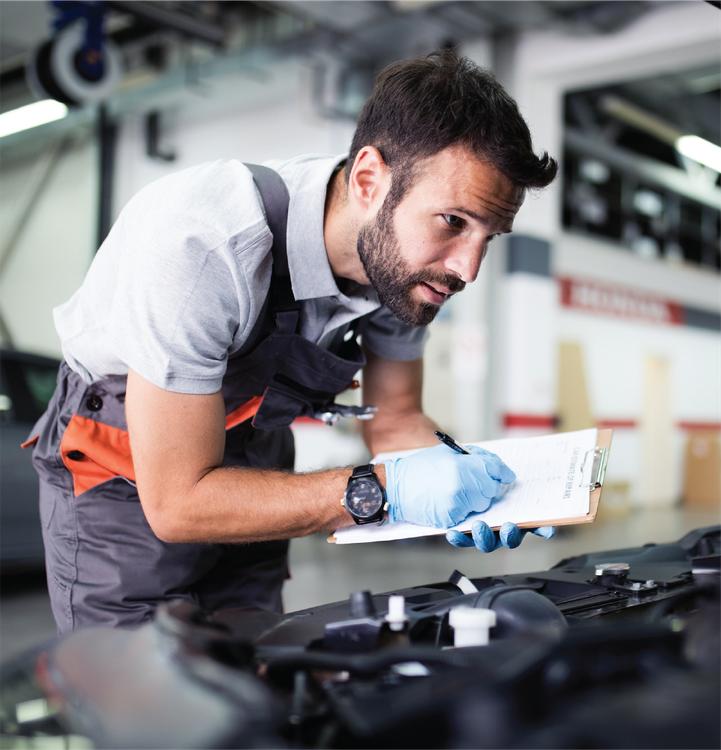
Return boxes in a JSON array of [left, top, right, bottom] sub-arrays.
[[357, 306, 429, 361], [103, 162, 271, 394]]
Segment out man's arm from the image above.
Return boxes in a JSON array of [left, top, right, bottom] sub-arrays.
[[126, 368, 363, 544], [360, 346, 439, 457]]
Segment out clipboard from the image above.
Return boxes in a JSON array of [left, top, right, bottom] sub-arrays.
[[329, 428, 613, 544], [507, 427, 612, 532]]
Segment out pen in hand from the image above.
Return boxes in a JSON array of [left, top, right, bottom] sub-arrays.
[[434, 430, 471, 455]]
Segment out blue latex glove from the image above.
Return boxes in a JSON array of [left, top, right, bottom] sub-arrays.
[[384, 443, 516, 529], [446, 519, 556, 553]]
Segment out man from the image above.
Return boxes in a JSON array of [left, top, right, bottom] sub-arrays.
[[27, 50, 557, 634]]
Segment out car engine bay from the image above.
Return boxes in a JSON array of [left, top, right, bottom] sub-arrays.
[[1, 525, 719, 749]]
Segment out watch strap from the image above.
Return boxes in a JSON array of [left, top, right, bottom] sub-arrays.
[[350, 464, 374, 480]]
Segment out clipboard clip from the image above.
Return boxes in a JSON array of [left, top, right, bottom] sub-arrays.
[[579, 447, 609, 489]]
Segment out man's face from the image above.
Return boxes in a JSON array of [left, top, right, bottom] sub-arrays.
[[357, 145, 524, 327]]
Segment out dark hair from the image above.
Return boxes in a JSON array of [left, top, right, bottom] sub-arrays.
[[348, 49, 557, 196]]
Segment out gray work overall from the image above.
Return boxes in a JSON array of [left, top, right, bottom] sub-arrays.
[[26, 166, 368, 634]]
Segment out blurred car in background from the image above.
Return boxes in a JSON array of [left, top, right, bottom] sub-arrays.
[[0, 349, 60, 571]]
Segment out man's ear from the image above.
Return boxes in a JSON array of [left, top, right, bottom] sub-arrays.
[[347, 146, 391, 213]]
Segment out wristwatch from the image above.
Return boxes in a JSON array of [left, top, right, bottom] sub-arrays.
[[343, 464, 387, 525]]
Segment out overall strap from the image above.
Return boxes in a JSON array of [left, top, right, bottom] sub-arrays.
[[245, 165, 296, 328], [245, 164, 289, 274]]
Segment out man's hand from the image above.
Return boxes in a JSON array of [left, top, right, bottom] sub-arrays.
[[446, 520, 555, 552], [383, 443, 516, 528]]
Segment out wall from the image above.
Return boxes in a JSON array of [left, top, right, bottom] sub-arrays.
[[113, 59, 356, 214], [491, 1, 721, 505], [0, 136, 98, 356]]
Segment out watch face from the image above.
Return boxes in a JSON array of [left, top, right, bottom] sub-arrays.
[[346, 479, 384, 518]]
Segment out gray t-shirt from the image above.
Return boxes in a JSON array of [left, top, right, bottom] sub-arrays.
[[54, 154, 428, 394]]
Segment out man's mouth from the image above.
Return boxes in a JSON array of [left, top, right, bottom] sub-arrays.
[[420, 282, 452, 305]]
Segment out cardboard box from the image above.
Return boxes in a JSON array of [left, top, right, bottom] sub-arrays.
[[682, 431, 721, 508]]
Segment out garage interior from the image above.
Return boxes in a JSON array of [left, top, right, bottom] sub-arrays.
[[0, 1, 719, 747]]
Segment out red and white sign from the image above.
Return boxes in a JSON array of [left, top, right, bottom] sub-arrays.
[[559, 276, 683, 326]]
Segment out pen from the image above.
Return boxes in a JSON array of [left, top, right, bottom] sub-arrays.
[[434, 430, 471, 455]]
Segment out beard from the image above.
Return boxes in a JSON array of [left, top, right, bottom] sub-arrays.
[[357, 196, 465, 328]]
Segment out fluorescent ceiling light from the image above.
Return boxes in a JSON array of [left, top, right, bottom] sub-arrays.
[[0, 99, 68, 138], [600, 96, 721, 175], [676, 135, 721, 173]]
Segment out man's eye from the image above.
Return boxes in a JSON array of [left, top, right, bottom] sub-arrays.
[[443, 214, 463, 228]]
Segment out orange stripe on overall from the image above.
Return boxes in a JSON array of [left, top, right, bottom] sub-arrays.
[[27, 396, 264, 497]]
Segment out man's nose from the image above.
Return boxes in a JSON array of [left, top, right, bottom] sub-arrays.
[[444, 239, 486, 284]]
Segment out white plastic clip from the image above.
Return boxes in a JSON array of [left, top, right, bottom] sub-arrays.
[[385, 595, 408, 632], [449, 607, 496, 647]]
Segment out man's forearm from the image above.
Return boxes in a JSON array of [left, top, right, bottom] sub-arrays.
[[126, 368, 390, 545], [360, 350, 440, 456], [140, 463, 387, 544], [362, 410, 440, 457]]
